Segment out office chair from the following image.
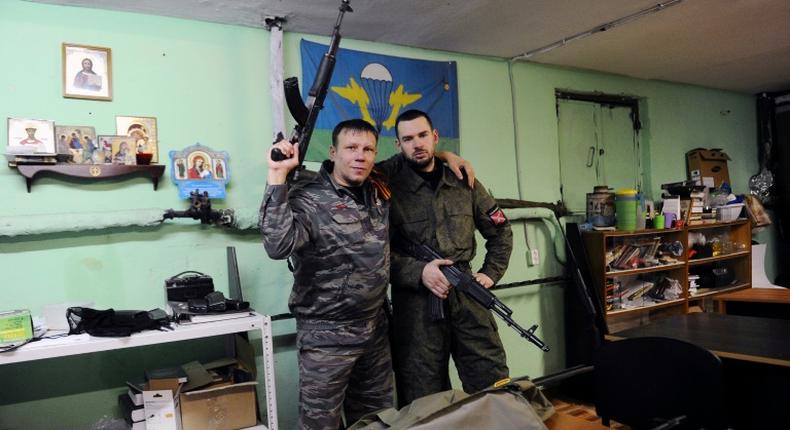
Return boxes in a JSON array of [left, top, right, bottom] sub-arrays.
[[594, 337, 725, 430]]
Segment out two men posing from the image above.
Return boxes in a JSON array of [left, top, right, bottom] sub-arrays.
[[260, 110, 513, 429]]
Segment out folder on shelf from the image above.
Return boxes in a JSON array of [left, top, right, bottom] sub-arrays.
[[118, 392, 145, 423]]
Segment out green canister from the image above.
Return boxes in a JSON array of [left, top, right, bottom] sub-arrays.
[[615, 189, 638, 231]]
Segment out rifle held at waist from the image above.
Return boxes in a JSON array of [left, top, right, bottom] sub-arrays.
[[403, 241, 550, 352]]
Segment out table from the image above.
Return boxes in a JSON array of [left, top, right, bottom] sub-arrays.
[[715, 287, 790, 319], [0, 312, 278, 429], [609, 312, 790, 367], [609, 312, 790, 428]]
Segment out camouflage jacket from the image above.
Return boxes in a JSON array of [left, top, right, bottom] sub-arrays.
[[384, 155, 513, 291], [260, 161, 390, 322]]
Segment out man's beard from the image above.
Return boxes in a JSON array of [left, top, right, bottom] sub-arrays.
[[405, 154, 434, 170]]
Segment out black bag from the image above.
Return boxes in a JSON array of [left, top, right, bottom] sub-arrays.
[[165, 271, 215, 302], [66, 307, 171, 337]]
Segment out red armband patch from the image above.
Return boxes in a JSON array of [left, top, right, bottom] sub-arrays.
[[487, 206, 507, 226]]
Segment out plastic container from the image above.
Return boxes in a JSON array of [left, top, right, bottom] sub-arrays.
[[615, 189, 638, 231], [586, 185, 615, 227], [654, 214, 665, 230], [664, 212, 676, 228], [717, 203, 744, 222]]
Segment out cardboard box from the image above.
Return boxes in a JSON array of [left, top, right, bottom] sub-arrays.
[[136, 335, 258, 430], [179, 334, 258, 430], [686, 148, 731, 188], [180, 381, 258, 430]]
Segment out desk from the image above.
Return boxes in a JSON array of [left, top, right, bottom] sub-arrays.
[[610, 313, 790, 428], [0, 313, 278, 430], [609, 312, 790, 367], [715, 287, 790, 319]]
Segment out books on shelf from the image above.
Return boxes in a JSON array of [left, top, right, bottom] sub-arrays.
[[145, 366, 187, 382], [7, 155, 58, 166], [118, 392, 145, 423], [179, 310, 254, 324], [146, 365, 187, 392], [607, 237, 678, 271], [168, 301, 254, 325], [126, 379, 145, 406]]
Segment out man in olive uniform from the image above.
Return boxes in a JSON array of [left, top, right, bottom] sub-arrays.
[[260, 119, 393, 429], [388, 109, 513, 407]]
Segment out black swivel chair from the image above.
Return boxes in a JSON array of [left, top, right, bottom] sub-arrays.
[[594, 336, 725, 430]]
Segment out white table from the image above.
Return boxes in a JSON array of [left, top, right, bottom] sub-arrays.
[[0, 312, 279, 430]]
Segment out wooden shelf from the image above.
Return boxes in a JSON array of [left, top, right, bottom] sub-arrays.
[[607, 298, 687, 317], [605, 262, 686, 278], [688, 250, 751, 266], [689, 282, 751, 300], [16, 164, 166, 192], [586, 227, 684, 238], [687, 219, 749, 230], [583, 220, 751, 329]]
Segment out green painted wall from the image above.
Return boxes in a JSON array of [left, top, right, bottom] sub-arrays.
[[0, 1, 758, 429]]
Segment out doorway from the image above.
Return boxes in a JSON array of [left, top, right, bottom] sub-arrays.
[[556, 91, 642, 215]]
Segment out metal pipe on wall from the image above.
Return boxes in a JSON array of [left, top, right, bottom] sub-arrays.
[[0, 207, 262, 237], [265, 16, 287, 138], [503, 207, 567, 264]]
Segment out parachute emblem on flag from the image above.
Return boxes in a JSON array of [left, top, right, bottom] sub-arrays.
[[332, 62, 421, 132]]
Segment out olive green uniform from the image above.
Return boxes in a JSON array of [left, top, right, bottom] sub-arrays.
[[383, 155, 513, 407]]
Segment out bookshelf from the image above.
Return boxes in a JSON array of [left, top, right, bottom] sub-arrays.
[[583, 219, 751, 328]]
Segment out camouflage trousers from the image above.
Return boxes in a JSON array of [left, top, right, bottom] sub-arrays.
[[391, 287, 509, 408], [296, 311, 394, 430]]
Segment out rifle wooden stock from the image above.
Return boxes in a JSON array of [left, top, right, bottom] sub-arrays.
[[271, 0, 352, 165]]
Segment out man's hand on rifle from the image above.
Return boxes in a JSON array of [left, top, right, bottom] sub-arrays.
[[421, 259, 454, 299], [267, 138, 300, 185], [473, 272, 494, 289]]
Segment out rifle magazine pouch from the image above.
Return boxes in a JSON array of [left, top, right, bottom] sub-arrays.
[[66, 307, 170, 337]]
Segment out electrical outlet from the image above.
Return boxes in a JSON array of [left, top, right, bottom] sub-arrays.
[[530, 249, 540, 266]]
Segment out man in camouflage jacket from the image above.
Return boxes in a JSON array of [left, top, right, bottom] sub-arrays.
[[387, 109, 514, 408], [260, 119, 392, 429]]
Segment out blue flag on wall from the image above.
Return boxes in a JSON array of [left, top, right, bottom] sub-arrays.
[[300, 39, 459, 160]]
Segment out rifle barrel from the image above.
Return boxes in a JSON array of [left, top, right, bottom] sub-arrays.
[[497, 311, 550, 352], [271, 0, 352, 166]]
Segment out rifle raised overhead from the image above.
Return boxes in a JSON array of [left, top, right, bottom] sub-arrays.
[[271, 0, 353, 171]]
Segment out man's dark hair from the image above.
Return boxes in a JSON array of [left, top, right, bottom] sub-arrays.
[[395, 109, 434, 139], [332, 119, 378, 147]]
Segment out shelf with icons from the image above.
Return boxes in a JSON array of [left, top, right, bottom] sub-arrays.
[[15, 163, 165, 192]]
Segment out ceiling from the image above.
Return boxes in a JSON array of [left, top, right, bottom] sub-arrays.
[[27, 0, 790, 94]]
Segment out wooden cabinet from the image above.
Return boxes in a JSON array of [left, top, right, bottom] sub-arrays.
[[687, 219, 752, 302], [583, 220, 751, 330]]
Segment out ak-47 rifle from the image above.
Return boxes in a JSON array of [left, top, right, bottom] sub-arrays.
[[270, 0, 353, 172], [402, 241, 550, 352]]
